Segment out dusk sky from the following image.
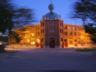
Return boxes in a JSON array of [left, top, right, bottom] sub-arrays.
[[13, 0, 83, 25]]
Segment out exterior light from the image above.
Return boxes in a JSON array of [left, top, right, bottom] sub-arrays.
[[27, 39, 30, 42], [37, 39, 40, 43], [0, 42, 3, 45], [31, 33, 35, 36], [31, 41, 35, 45], [80, 36, 84, 39]]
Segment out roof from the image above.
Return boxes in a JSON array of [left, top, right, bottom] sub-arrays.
[[43, 12, 61, 20]]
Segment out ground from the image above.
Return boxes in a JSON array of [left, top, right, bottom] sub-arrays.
[[0, 48, 96, 72]]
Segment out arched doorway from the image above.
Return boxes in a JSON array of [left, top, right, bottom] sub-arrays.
[[49, 38, 55, 48], [64, 39, 68, 48]]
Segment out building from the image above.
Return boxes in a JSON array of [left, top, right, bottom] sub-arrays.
[[40, 3, 64, 48], [8, 24, 41, 48], [8, 3, 95, 48], [63, 24, 93, 48]]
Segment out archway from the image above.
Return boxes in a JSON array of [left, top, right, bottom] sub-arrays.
[[49, 38, 55, 48]]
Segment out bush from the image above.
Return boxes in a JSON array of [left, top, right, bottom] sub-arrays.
[[0, 44, 5, 53]]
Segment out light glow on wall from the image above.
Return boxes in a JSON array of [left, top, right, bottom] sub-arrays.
[[27, 39, 30, 42], [37, 39, 40, 43], [0, 42, 3, 45], [31, 41, 35, 45], [31, 33, 35, 37]]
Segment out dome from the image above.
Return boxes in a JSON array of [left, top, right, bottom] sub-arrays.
[[43, 3, 61, 20], [43, 12, 61, 20], [48, 4, 54, 11]]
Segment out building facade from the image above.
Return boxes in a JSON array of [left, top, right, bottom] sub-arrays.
[[40, 3, 64, 48], [63, 24, 93, 48], [8, 25, 41, 48], [8, 3, 94, 48]]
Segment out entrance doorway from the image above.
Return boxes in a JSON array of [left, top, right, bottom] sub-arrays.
[[49, 38, 55, 48], [64, 39, 68, 48]]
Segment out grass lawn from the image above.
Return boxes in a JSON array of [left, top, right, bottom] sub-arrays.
[[76, 48, 96, 52]]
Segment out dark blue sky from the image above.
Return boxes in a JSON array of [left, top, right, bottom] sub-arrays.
[[13, 0, 82, 25]]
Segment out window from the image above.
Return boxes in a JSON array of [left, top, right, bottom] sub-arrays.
[[50, 29, 54, 33], [73, 27, 75, 30], [41, 23, 44, 27], [61, 38, 63, 42], [41, 38, 43, 42], [60, 29, 61, 33], [74, 32, 77, 36], [60, 23, 63, 26], [37, 27, 40, 30], [43, 30, 44, 33], [69, 27, 72, 30], [78, 41, 81, 44], [70, 32, 73, 35], [50, 23, 54, 26], [64, 39, 67, 42], [41, 29, 44, 34], [38, 32, 40, 35], [64, 32, 68, 35], [78, 33, 81, 36], [19, 28, 26, 31], [75, 40, 77, 42], [75, 27, 77, 30], [60, 29, 63, 33], [64, 26, 67, 29], [78, 27, 80, 30], [70, 41, 73, 44]]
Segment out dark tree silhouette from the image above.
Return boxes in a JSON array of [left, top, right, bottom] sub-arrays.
[[73, 0, 96, 43], [0, 0, 14, 33], [0, 0, 34, 34], [9, 31, 22, 44], [14, 8, 34, 27]]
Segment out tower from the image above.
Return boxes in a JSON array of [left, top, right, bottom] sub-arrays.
[[40, 2, 64, 48]]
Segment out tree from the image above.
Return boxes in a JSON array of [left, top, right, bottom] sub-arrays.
[[9, 31, 22, 44], [0, 0, 34, 34], [73, 0, 96, 43], [0, 0, 14, 33], [74, 0, 96, 25], [14, 8, 34, 27]]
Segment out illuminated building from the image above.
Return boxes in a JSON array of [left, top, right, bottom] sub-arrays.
[[8, 3, 95, 48], [63, 24, 93, 48], [40, 3, 64, 48], [8, 25, 41, 48]]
